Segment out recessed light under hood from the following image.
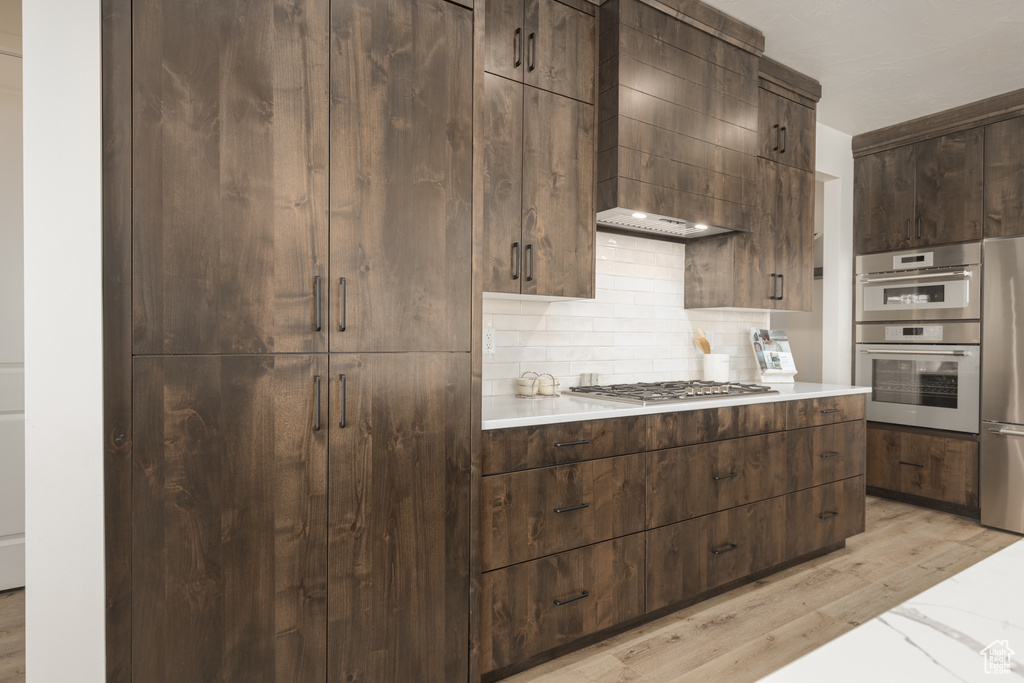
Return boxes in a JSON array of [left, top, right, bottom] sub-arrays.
[[597, 208, 731, 239]]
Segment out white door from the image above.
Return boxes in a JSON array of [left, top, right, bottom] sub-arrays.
[[0, 32, 24, 590]]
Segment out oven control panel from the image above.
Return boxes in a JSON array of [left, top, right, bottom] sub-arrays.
[[884, 325, 943, 341]]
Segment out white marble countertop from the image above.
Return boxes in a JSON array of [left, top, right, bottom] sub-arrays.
[[482, 382, 872, 430], [759, 538, 1024, 682]]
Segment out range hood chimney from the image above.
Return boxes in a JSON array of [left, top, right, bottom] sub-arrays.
[[596, 0, 764, 240]]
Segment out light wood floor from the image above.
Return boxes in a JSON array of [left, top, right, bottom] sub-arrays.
[[0, 588, 24, 683], [0, 498, 1017, 683], [505, 496, 1020, 683]]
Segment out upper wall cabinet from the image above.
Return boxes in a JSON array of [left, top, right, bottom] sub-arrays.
[[485, 0, 596, 104], [330, 0, 473, 353], [757, 87, 815, 173], [854, 129, 984, 254], [985, 116, 1024, 238], [132, 0, 329, 355]]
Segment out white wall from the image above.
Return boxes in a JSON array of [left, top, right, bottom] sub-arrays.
[[0, 32, 24, 591], [23, 1, 105, 681], [483, 231, 770, 396], [815, 122, 856, 385]]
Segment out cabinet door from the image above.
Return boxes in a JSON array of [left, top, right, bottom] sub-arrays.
[[731, 157, 777, 309], [483, 74, 525, 294], [854, 146, 916, 254], [779, 97, 816, 173], [985, 116, 1024, 238], [331, 0, 472, 353], [328, 353, 471, 683], [132, 355, 327, 683], [773, 164, 815, 311], [524, 0, 595, 103], [914, 129, 984, 247], [484, 0, 525, 81], [133, 0, 329, 355], [757, 88, 782, 161], [522, 87, 596, 298]]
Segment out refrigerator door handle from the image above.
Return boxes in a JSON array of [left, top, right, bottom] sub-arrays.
[[990, 427, 1024, 437]]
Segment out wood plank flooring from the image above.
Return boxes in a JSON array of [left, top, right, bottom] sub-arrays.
[[0, 589, 25, 683], [504, 496, 1019, 683], [0, 498, 1016, 683]]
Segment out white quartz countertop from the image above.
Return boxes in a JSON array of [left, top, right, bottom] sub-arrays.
[[481, 382, 872, 430], [759, 538, 1024, 682]]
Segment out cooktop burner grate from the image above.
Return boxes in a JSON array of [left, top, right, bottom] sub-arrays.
[[566, 380, 778, 405]]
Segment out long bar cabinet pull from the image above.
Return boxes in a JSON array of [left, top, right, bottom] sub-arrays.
[[338, 277, 347, 332], [773, 124, 779, 152], [314, 375, 322, 432], [554, 439, 590, 448], [780, 126, 787, 153], [905, 218, 911, 240], [777, 273, 784, 300], [712, 472, 738, 481], [314, 275, 323, 332], [820, 408, 840, 415], [338, 374, 347, 429], [819, 511, 839, 520], [512, 242, 520, 280], [553, 590, 589, 606], [527, 32, 536, 72], [917, 217, 922, 239], [710, 543, 739, 555], [513, 27, 522, 68], [898, 461, 924, 468], [525, 243, 534, 282], [820, 451, 841, 459], [769, 273, 778, 300], [554, 502, 590, 514]]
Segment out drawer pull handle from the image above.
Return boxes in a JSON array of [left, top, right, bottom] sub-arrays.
[[820, 408, 840, 415], [713, 472, 739, 481], [710, 543, 739, 555], [554, 439, 590, 448], [554, 502, 590, 514], [819, 511, 839, 520], [553, 590, 589, 606], [820, 451, 841, 459], [899, 461, 925, 468]]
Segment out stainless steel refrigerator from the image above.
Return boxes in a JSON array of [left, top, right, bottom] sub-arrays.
[[982, 235, 1024, 534]]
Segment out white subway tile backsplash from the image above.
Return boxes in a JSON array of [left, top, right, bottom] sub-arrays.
[[482, 231, 769, 396]]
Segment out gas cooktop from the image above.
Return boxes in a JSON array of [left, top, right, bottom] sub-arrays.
[[566, 380, 778, 405]]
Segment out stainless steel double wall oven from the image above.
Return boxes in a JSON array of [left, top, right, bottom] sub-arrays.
[[855, 243, 982, 434]]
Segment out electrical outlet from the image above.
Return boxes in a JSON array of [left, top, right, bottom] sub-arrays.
[[483, 327, 496, 355]]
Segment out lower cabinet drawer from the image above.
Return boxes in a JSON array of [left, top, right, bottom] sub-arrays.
[[481, 454, 645, 571], [785, 476, 865, 559], [480, 534, 645, 673], [786, 420, 866, 490], [866, 426, 979, 507], [786, 394, 866, 428]]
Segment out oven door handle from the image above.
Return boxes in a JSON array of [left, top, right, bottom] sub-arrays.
[[990, 427, 1024, 438], [859, 348, 969, 356], [858, 269, 972, 284]]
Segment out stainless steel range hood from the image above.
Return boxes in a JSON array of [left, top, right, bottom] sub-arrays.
[[596, 0, 764, 240]]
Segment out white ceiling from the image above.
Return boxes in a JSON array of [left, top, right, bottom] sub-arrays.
[[701, 0, 1024, 136]]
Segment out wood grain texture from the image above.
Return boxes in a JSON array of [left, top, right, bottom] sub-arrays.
[[772, 163, 814, 311], [522, 85, 596, 298], [914, 129, 985, 246], [646, 402, 786, 451], [482, 73, 525, 293], [482, 416, 646, 475], [682, 234, 737, 309], [132, 0, 330, 355], [102, 0, 132, 679], [330, 0, 473, 353], [132, 355, 328, 683], [481, 534, 645, 673], [525, 0, 596, 103], [854, 146, 916, 254], [646, 432, 788, 527], [757, 56, 821, 103], [482, 454, 645, 571], [0, 589, 25, 682], [328, 353, 471, 682], [484, 0, 525, 81], [852, 86, 1024, 158], [785, 395, 866, 429], [866, 424, 979, 509], [786, 420, 867, 492], [785, 477, 866, 559], [628, 0, 764, 56], [984, 116, 1024, 238]]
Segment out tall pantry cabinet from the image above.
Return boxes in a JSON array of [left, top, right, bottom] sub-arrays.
[[120, 0, 473, 681]]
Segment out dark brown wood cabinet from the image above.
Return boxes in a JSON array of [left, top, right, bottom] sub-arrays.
[[132, 355, 328, 683], [984, 115, 1024, 238], [758, 87, 815, 173], [132, 0, 329, 356], [784, 476, 866, 559], [866, 424, 979, 514], [330, 0, 473, 353], [854, 129, 984, 254], [328, 353, 471, 682]]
